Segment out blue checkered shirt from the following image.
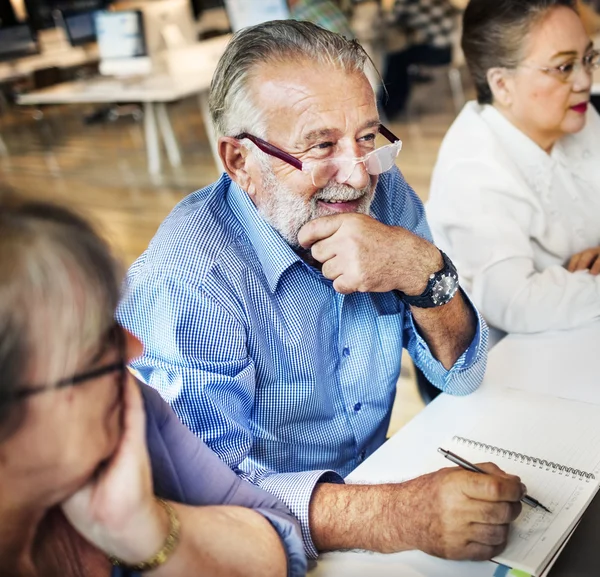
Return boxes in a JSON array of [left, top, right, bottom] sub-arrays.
[[117, 168, 488, 557]]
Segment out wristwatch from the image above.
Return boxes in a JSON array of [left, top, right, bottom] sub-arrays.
[[396, 250, 459, 308]]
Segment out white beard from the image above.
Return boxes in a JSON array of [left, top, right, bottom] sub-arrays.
[[257, 165, 376, 248]]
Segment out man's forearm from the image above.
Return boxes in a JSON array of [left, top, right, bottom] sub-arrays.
[[410, 291, 477, 370], [309, 467, 524, 561], [155, 504, 288, 577], [308, 483, 414, 554]]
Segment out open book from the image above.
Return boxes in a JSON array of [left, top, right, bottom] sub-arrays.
[[430, 388, 600, 577]]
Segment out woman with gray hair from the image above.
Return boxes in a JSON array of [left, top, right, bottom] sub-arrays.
[[0, 199, 306, 577], [427, 0, 600, 341]]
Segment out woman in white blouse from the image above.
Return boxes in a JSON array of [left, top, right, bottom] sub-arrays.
[[427, 0, 600, 338]]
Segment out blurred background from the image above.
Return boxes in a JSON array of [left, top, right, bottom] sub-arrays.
[[0, 0, 598, 435]]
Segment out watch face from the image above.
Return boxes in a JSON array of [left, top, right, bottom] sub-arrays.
[[432, 273, 459, 305]]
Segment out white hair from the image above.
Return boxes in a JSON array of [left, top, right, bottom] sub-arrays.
[[209, 19, 373, 139]]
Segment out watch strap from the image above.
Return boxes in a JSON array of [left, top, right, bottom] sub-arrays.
[[396, 250, 458, 309]]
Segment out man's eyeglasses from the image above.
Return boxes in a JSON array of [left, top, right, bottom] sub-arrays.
[[3, 324, 126, 403], [521, 49, 600, 83], [236, 124, 403, 188]]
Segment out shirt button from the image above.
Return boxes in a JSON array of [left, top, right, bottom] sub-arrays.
[[342, 346, 351, 357], [358, 450, 367, 462], [354, 402, 362, 412]]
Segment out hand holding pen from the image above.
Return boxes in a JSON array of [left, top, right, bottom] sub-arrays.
[[439, 448, 553, 514]]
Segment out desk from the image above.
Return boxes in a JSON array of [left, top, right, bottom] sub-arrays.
[[0, 46, 99, 83], [484, 320, 600, 406], [312, 321, 600, 576], [17, 36, 230, 175]]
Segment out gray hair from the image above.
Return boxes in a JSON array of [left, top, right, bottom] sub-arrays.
[[462, 0, 578, 104], [0, 198, 121, 437], [209, 19, 371, 138]]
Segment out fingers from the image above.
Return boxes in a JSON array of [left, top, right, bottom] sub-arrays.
[[568, 249, 600, 272], [475, 462, 521, 482], [580, 251, 600, 271], [590, 255, 600, 275], [463, 497, 522, 525], [298, 215, 344, 249], [322, 258, 343, 282], [470, 523, 510, 547], [321, 258, 361, 294], [461, 469, 525, 503], [460, 541, 507, 562], [311, 238, 338, 264], [119, 373, 147, 451], [567, 252, 582, 272]]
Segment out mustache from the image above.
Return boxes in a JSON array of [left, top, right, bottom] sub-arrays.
[[314, 182, 374, 203]]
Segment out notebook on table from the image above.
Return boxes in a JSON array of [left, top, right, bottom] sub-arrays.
[[429, 387, 600, 577]]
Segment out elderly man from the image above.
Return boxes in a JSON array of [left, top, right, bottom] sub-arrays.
[[118, 20, 523, 562]]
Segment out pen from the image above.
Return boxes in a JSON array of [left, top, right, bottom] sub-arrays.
[[438, 447, 553, 514]]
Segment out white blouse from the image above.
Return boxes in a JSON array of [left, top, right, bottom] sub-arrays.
[[427, 101, 600, 334]]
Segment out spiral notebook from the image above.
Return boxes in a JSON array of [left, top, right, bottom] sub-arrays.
[[432, 389, 600, 577]]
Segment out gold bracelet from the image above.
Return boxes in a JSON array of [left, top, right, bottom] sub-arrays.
[[108, 498, 181, 573]]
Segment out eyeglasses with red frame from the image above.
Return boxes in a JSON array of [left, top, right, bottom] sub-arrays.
[[236, 124, 403, 188]]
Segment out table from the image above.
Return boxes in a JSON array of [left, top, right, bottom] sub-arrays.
[[484, 320, 600, 406], [17, 36, 230, 175], [0, 46, 99, 84], [312, 320, 600, 576]]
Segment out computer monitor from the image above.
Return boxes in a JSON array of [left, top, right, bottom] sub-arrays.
[[0, 23, 39, 61], [188, 0, 223, 20], [94, 9, 146, 59], [60, 9, 96, 45], [113, 0, 196, 56], [224, 0, 288, 32], [23, 0, 112, 31]]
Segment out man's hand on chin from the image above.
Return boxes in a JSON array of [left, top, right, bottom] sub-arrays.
[[298, 213, 442, 295]]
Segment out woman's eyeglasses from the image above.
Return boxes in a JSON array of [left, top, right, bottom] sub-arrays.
[[3, 323, 126, 403], [236, 124, 403, 189], [521, 49, 600, 83]]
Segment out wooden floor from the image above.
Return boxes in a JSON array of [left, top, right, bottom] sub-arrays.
[[0, 76, 467, 435]]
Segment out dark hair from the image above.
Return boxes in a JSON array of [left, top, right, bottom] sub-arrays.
[[0, 198, 121, 438], [462, 0, 578, 104]]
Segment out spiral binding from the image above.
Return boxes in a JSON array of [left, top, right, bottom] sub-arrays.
[[452, 436, 596, 481]]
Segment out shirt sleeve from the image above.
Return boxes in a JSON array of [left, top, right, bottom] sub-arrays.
[[141, 384, 307, 577], [117, 272, 343, 559], [427, 159, 600, 333], [403, 290, 487, 395], [386, 168, 488, 396]]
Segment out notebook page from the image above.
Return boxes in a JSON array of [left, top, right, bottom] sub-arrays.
[[435, 388, 600, 575], [435, 438, 599, 575]]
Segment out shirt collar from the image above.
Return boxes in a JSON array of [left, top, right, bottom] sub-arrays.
[[480, 104, 566, 199], [480, 104, 595, 193], [225, 175, 303, 293]]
